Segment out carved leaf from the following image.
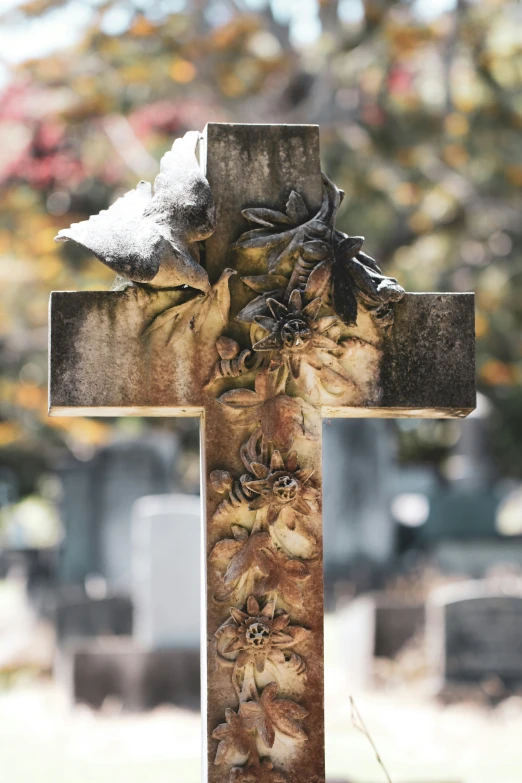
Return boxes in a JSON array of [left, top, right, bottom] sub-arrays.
[[218, 389, 264, 409], [213, 708, 254, 765], [242, 275, 289, 294], [301, 240, 331, 261], [239, 683, 308, 747], [242, 208, 293, 227], [214, 268, 237, 324], [285, 191, 308, 224], [236, 291, 285, 324], [304, 259, 332, 301], [256, 550, 309, 606]]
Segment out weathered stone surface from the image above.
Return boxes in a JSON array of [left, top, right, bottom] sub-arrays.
[[427, 581, 522, 685], [50, 291, 474, 417], [49, 122, 475, 783]]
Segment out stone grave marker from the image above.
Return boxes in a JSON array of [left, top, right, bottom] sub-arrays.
[[428, 580, 522, 687], [132, 493, 201, 648], [59, 432, 180, 589], [49, 124, 474, 783]]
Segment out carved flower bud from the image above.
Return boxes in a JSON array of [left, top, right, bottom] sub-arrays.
[[216, 336, 240, 360], [210, 470, 233, 494]]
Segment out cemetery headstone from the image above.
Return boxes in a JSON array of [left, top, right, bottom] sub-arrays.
[[427, 580, 522, 687], [49, 123, 474, 783], [55, 590, 133, 640], [132, 493, 201, 647], [59, 431, 180, 589]]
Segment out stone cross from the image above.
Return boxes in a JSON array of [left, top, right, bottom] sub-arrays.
[[49, 123, 475, 783]]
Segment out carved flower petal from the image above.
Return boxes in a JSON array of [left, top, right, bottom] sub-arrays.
[[302, 485, 319, 499], [294, 467, 314, 484], [252, 334, 281, 352], [271, 613, 291, 630], [231, 607, 249, 624], [256, 653, 267, 673], [286, 191, 308, 224], [247, 596, 260, 616], [305, 259, 332, 300], [242, 208, 293, 227], [270, 450, 285, 471], [266, 298, 289, 320], [271, 632, 294, 647], [240, 701, 275, 748], [236, 650, 251, 668], [236, 291, 285, 324], [261, 600, 276, 618], [261, 682, 279, 703], [314, 315, 338, 333], [302, 297, 322, 320], [250, 462, 270, 479], [244, 479, 271, 494], [285, 451, 298, 472], [288, 288, 302, 312], [254, 315, 278, 332]]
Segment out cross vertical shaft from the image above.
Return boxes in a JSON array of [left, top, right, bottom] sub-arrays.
[[202, 124, 326, 783]]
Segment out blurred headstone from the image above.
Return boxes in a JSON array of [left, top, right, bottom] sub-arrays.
[[337, 596, 375, 690], [428, 580, 522, 686], [323, 420, 397, 574], [63, 637, 200, 711], [55, 590, 133, 641], [132, 493, 200, 648], [374, 595, 424, 659], [59, 431, 181, 589]]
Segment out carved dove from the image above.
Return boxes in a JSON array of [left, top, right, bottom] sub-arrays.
[[55, 131, 216, 290]]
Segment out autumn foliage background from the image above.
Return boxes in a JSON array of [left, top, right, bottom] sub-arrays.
[[1, 0, 521, 514]]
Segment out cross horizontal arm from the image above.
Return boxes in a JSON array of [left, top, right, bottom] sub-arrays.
[[49, 290, 474, 417]]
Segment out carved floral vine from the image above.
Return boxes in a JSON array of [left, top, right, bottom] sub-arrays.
[[208, 172, 405, 782]]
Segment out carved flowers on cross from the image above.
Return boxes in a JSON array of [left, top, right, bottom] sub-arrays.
[[239, 682, 309, 747], [213, 707, 257, 766], [216, 596, 309, 674], [251, 290, 342, 384], [244, 447, 318, 528], [210, 526, 309, 606]]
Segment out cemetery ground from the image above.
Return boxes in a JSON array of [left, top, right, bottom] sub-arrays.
[[2, 611, 522, 783]]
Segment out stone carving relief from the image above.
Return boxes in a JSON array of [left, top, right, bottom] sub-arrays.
[[205, 171, 404, 782], [55, 129, 405, 782]]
